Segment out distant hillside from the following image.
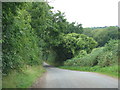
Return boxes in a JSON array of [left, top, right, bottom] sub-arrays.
[[83, 26, 118, 47]]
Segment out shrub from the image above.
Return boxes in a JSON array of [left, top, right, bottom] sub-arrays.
[[64, 40, 118, 67]]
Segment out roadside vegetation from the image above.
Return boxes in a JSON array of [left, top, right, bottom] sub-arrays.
[[59, 65, 118, 78], [63, 40, 118, 67], [60, 33, 119, 78], [3, 66, 45, 88], [2, 1, 119, 88]]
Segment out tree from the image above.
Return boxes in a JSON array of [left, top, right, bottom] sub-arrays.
[[2, 3, 42, 73], [62, 33, 98, 55]]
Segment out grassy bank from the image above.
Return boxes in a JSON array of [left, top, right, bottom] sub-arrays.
[[2, 65, 46, 88], [59, 65, 119, 78]]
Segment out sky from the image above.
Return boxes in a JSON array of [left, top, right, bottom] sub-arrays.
[[48, 0, 119, 28]]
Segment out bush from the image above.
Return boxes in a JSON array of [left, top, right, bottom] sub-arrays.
[[64, 40, 118, 67], [97, 40, 118, 67]]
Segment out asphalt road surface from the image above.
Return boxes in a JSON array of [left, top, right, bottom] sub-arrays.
[[32, 63, 118, 88]]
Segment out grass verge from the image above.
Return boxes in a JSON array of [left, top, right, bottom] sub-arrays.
[[2, 65, 46, 88], [59, 65, 119, 78]]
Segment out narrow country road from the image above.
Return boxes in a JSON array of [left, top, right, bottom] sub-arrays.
[[32, 63, 118, 88]]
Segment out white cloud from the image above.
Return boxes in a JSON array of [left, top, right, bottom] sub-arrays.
[[48, 0, 119, 27]]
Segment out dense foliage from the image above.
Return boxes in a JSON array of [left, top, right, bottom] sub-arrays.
[[44, 33, 97, 66], [62, 33, 97, 54], [2, 3, 43, 74], [64, 40, 118, 67], [2, 1, 118, 75], [2, 2, 85, 73]]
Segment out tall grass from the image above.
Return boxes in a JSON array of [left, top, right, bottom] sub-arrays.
[[2, 65, 46, 88], [59, 65, 118, 78]]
